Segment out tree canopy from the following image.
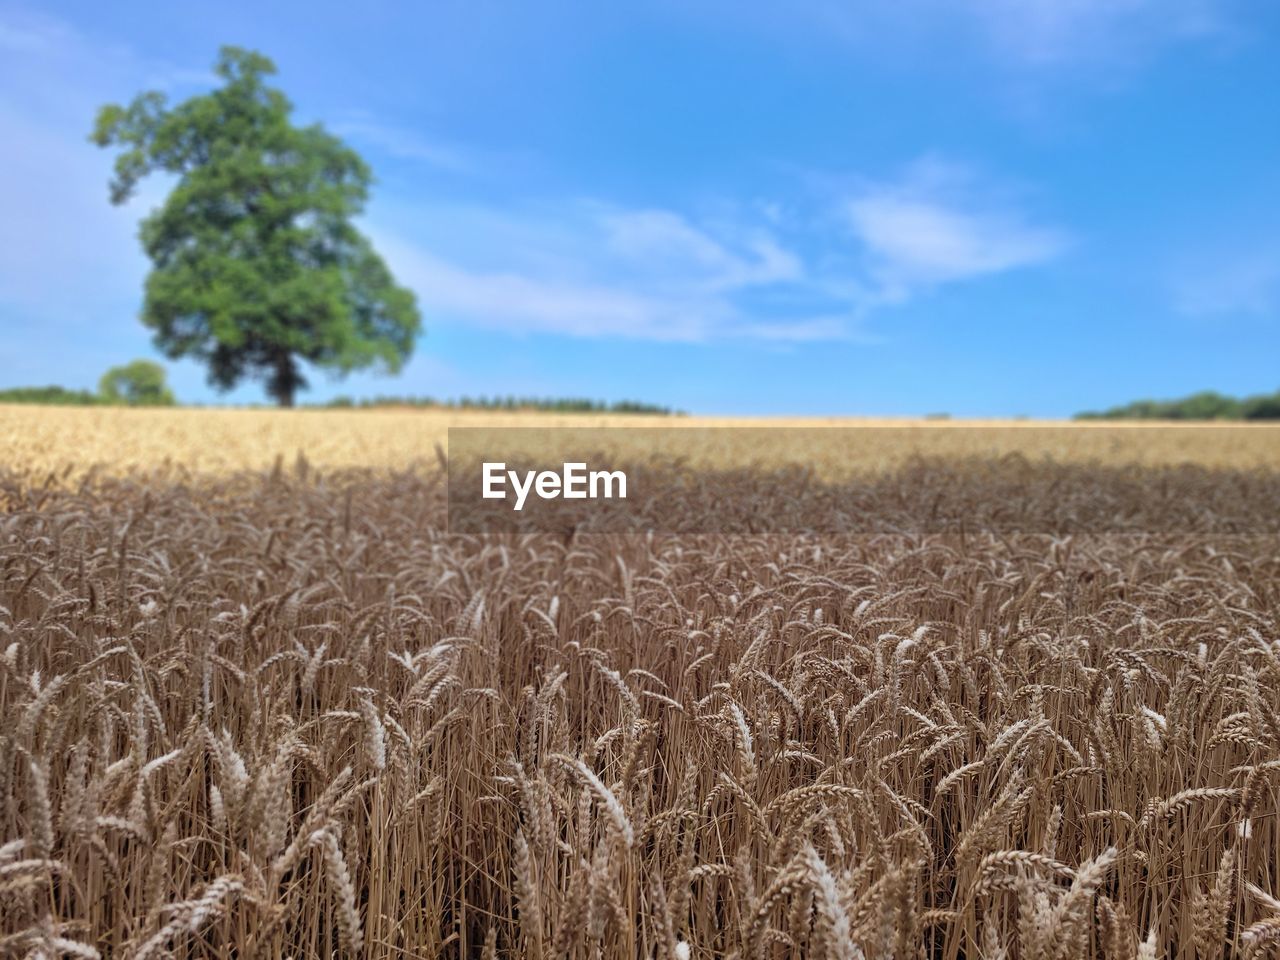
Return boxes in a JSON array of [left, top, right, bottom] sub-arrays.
[[91, 47, 421, 406]]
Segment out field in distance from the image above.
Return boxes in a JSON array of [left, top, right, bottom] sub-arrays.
[[3, 403, 1279, 477]]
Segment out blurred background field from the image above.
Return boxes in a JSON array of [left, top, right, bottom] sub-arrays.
[[3, 404, 1279, 478]]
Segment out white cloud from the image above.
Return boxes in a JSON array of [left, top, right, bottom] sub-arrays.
[[358, 154, 1071, 343], [738, 315, 859, 342], [846, 163, 1067, 302], [373, 235, 699, 340], [369, 167, 1068, 344], [0, 112, 137, 310], [950, 0, 1237, 65], [850, 196, 1065, 290], [598, 209, 803, 292], [370, 211, 839, 343], [700, 0, 1243, 75], [1173, 250, 1280, 317], [331, 117, 473, 172], [0, 18, 59, 52]]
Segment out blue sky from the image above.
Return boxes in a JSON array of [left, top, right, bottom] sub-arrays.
[[1, 1, 1277, 415]]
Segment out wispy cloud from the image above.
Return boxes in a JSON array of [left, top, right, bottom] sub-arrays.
[[331, 116, 473, 172], [1173, 249, 1280, 317], [845, 160, 1068, 304], [947, 0, 1240, 65], [0, 12, 156, 323], [368, 161, 1069, 344], [708, 0, 1243, 73], [597, 209, 803, 292], [370, 205, 845, 343], [0, 17, 62, 52]]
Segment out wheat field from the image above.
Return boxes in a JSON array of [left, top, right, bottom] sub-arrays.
[[2, 407, 1279, 958], [4, 405, 1280, 478]]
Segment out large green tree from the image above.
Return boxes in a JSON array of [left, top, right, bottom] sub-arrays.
[[92, 47, 421, 407]]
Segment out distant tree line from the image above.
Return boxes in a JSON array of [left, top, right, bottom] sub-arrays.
[[0, 361, 175, 407], [0, 386, 105, 406], [321, 395, 682, 415], [1077, 388, 1280, 421], [0, 372, 678, 415]]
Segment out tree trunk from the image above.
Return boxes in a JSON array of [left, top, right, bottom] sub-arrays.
[[269, 353, 300, 408]]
